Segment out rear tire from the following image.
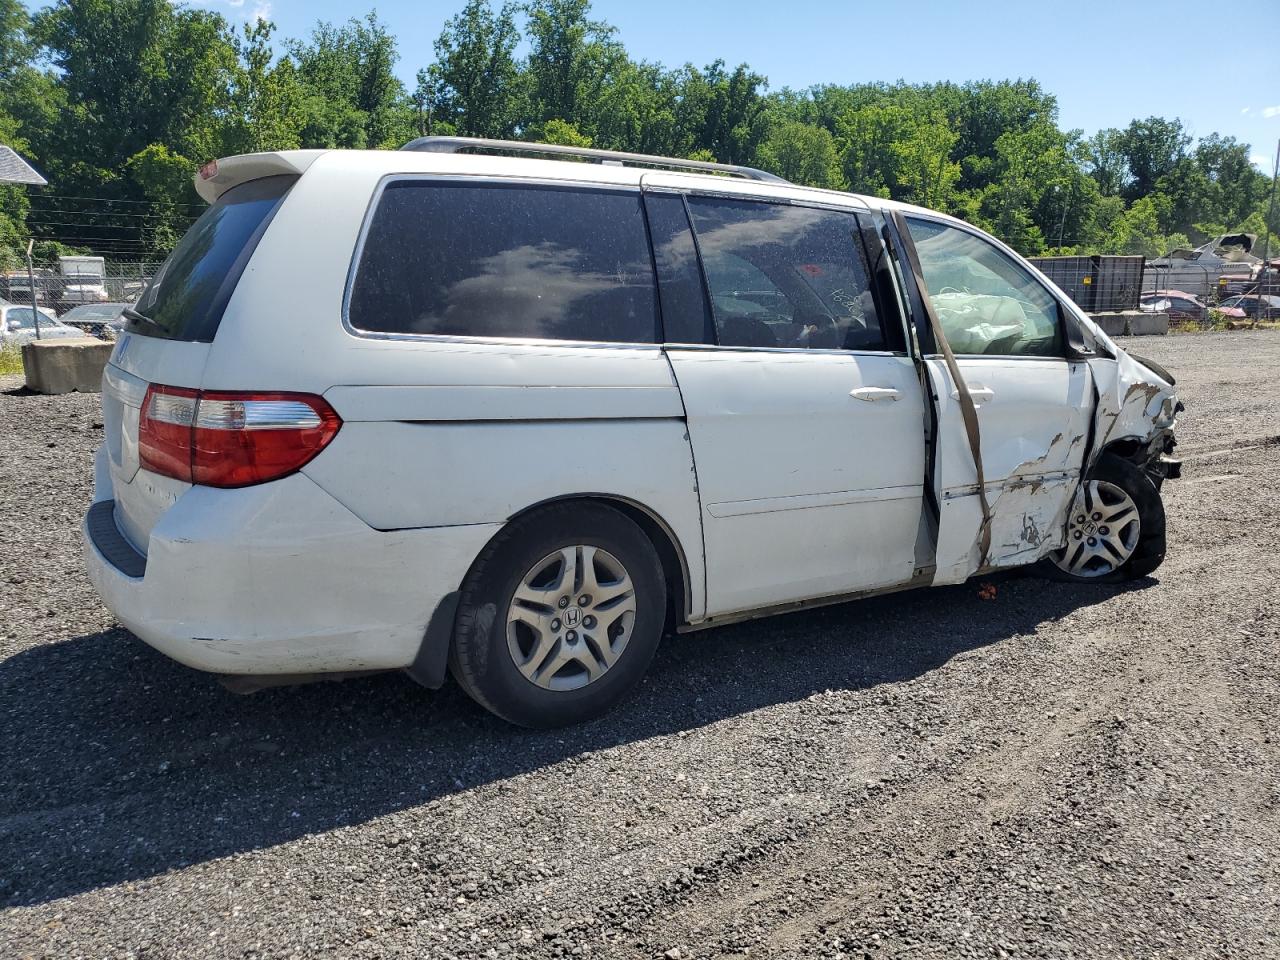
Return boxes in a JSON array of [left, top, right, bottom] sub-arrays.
[[449, 503, 666, 727], [1043, 453, 1166, 583]]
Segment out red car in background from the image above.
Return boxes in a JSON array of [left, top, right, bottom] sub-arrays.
[[1218, 294, 1280, 321], [1140, 289, 1246, 321]]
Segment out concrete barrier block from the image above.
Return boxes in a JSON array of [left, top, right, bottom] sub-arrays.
[[21, 337, 113, 394], [1126, 313, 1170, 336], [1088, 312, 1129, 337]]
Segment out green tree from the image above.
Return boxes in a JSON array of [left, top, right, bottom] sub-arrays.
[[527, 117, 591, 146], [427, 0, 522, 138], [523, 0, 621, 132], [673, 60, 768, 165], [287, 13, 412, 149], [754, 119, 843, 189], [1118, 116, 1190, 202], [1081, 128, 1127, 196], [834, 102, 958, 210], [224, 20, 305, 154], [1103, 195, 1188, 257]]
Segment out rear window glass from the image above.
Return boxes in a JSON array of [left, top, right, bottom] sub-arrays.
[[347, 180, 658, 343], [130, 175, 296, 342]]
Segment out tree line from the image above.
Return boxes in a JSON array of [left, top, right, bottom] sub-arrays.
[[0, 0, 1275, 269]]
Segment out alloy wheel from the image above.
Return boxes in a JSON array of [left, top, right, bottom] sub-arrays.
[[506, 545, 638, 691], [1051, 479, 1142, 578]]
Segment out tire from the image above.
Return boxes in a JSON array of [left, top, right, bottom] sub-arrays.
[[448, 503, 666, 727], [1042, 452, 1166, 583]]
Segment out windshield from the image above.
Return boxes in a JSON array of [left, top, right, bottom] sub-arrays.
[[6, 308, 57, 329], [129, 174, 296, 342]]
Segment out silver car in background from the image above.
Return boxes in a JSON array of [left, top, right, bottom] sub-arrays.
[[0, 303, 82, 345]]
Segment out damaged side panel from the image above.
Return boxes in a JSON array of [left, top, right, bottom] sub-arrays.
[[1085, 342, 1180, 478], [928, 356, 1094, 583]]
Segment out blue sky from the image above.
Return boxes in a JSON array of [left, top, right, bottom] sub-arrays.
[[187, 0, 1277, 171]]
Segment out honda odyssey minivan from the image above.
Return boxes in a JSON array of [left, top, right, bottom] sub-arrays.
[[84, 138, 1181, 727]]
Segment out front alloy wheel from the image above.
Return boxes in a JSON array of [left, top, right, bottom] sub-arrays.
[[1042, 452, 1167, 583], [1052, 480, 1141, 578]]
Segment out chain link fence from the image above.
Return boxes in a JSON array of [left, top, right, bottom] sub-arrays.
[[1, 256, 161, 314], [1027, 255, 1146, 313], [1139, 264, 1280, 328]]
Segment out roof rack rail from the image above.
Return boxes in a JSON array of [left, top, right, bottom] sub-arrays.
[[400, 136, 788, 184]]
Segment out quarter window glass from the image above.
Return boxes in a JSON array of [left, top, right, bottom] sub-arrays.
[[686, 197, 885, 351], [906, 217, 1062, 357], [348, 181, 658, 343]]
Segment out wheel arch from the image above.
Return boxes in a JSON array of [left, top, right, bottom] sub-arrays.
[[406, 492, 697, 693], [497, 493, 696, 628], [1098, 435, 1148, 464]]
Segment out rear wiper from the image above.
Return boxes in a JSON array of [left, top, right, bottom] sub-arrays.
[[123, 307, 164, 333]]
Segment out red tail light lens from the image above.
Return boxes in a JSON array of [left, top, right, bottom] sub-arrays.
[[139, 385, 341, 488]]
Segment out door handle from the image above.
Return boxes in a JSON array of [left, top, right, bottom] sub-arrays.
[[951, 385, 995, 403], [849, 386, 901, 402]]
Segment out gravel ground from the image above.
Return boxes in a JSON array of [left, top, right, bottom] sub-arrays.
[[2, 331, 1278, 959]]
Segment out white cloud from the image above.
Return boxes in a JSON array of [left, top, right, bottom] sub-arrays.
[[1262, 105, 1280, 119], [1242, 106, 1251, 115], [250, 2, 271, 21]]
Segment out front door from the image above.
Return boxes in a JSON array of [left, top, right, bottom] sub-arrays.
[[897, 214, 1093, 583], [646, 187, 928, 617]]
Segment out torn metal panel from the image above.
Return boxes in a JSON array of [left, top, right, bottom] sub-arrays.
[[1083, 323, 1180, 476]]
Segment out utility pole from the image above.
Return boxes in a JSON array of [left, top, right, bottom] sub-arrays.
[[25, 238, 39, 340], [1057, 182, 1072, 251], [1259, 139, 1279, 297]]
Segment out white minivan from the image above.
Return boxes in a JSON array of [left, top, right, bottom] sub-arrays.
[[83, 138, 1181, 727]]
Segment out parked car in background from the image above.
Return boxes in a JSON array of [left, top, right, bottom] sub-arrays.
[[0, 303, 81, 345], [1, 268, 56, 306], [84, 140, 1182, 727], [1218, 294, 1280, 321], [1140, 290, 1245, 321], [59, 302, 129, 339]]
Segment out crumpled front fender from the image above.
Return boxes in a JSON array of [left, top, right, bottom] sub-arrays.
[[1084, 326, 1180, 477]]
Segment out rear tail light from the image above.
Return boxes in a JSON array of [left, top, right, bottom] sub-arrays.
[[139, 385, 341, 488]]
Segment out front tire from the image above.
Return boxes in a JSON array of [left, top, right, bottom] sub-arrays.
[[449, 503, 666, 727], [1045, 453, 1166, 582]]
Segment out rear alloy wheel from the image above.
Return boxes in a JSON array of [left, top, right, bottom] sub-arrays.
[[1045, 452, 1166, 583], [449, 503, 666, 727], [507, 545, 638, 692]]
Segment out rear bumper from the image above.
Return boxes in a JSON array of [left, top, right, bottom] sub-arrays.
[[83, 470, 500, 678]]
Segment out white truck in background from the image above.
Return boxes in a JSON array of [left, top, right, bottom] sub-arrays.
[[56, 255, 109, 311]]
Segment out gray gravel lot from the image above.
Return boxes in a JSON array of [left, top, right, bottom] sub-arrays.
[[2, 331, 1278, 959]]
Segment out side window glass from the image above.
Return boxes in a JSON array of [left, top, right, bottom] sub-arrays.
[[644, 192, 713, 344], [905, 216, 1063, 357], [686, 197, 886, 351], [348, 181, 658, 343]]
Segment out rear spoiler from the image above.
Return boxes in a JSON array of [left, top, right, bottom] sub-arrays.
[[193, 150, 327, 203]]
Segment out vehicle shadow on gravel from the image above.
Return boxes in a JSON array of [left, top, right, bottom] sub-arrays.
[[0, 575, 1152, 907]]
